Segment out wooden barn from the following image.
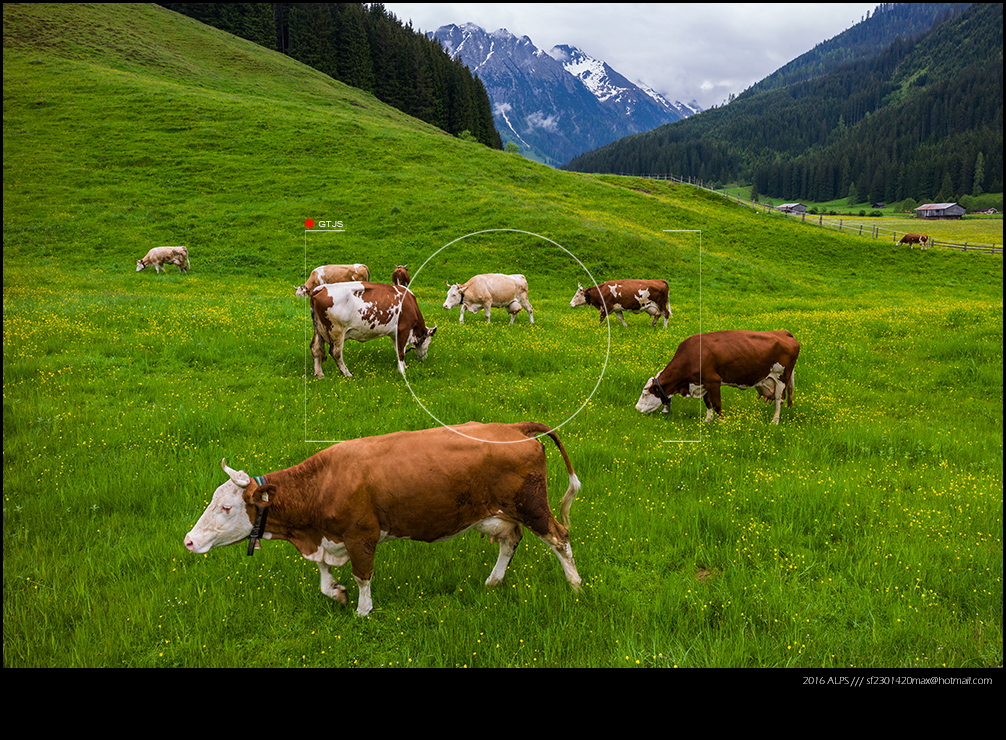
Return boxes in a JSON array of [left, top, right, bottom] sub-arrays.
[[915, 203, 965, 219], [777, 203, 807, 214]]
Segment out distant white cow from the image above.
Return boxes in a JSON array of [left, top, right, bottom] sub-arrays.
[[136, 246, 190, 274], [296, 264, 370, 297], [443, 274, 535, 325]]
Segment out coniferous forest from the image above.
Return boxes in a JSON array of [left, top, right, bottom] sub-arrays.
[[161, 3, 502, 150], [563, 3, 1002, 206]]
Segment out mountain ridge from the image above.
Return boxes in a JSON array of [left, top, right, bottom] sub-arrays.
[[431, 22, 697, 166]]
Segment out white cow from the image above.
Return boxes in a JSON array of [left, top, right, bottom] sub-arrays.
[[136, 246, 189, 274], [296, 264, 370, 297], [443, 274, 535, 325]]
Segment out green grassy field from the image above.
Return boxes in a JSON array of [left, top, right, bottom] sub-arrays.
[[4, 4, 1002, 669]]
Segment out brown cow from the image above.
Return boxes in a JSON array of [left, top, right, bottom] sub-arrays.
[[136, 246, 189, 274], [569, 280, 671, 328], [295, 264, 370, 297], [898, 234, 929, 249], [310, 281, 436, 378], [392, 265, 411, 287], [636, 330, 800, 424], [183, 422, 583, 616]]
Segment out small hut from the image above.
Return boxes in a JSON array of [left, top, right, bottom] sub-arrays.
[[915, 203, 965, 220], [777, 203, 807, 214]]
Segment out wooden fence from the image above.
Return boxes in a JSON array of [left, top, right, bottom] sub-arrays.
[[616, 173, 1003, 255]]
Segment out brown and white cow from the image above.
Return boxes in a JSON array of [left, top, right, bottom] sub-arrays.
[[443, 274, 535, 325], [898, 234, 929, 249], [136, 246, 190, 274], [310, 281, 436, 378], [636, 330, 800, 424], [569, 280, 671, 328], [184, 422, 583, 616], [392, 265, 411, 287], [295, 264, 370, 297]]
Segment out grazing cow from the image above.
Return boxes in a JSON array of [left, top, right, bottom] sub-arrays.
[[443, 274, 535, 325], [136, 246, 189, 274], [569, 280, 671, 328], [392, 265, 411, 287], [183, 422, 583, 616], [636, 330, 800, 424], [310, 281, 436, 378], [295, 264, 370, 297], [898, 234, 929, 249]]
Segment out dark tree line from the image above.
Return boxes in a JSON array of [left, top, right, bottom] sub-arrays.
[[747, 3, 962, 96], [161, 3, 502, 149], [564, 2, 1001, 204]]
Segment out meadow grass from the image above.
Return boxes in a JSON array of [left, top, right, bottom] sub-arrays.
[[4, 4, 1002, 669]]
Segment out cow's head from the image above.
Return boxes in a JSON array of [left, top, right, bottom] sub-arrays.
[[443, 282, 463, 310], [294, 284, 310, 297], [136, 260, 147, 272], [184, 460, 271, 554], [754, 364, 786, 403], [569, 284, 587, 308], [635, 377, 671, 414], [412, 324, 438, 360]]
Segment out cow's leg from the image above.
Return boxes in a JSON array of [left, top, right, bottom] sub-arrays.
[[516, 474, 583, 591], [353, 575, 373, 617], [521, 297, 535, 325], [344, 535, 377, 616], [484, 303, 491, 323], [485, 522, 522, 587], [395, 331, 407, 375], [310, 330, 327, 378], [703, 383, 722, 421], [330, 331, 352, 377], [771, 383, 785, 424], [534, 522, 582, 590], [616, 311, 628, 328], [318, 563, 348, 605]]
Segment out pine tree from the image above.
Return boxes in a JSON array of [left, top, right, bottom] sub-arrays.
[[973, 151, 985, 196]]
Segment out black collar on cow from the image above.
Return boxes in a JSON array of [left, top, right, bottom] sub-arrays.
[[247, 474, 269, 556], [650, 377, 672, 413]]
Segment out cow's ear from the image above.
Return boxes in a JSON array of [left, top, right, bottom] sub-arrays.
[[248, 484, 276, 509]]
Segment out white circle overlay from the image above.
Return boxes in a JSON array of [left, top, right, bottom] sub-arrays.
[[402, 229, 611, 444]]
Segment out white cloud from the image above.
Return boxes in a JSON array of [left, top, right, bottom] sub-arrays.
[[525, 110, 560, 133]]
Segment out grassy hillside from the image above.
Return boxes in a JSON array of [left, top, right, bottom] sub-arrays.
[[4, 4, 1002, 669]]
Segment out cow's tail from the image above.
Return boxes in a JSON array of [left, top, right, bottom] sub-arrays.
[[520, 423, 580, 529]]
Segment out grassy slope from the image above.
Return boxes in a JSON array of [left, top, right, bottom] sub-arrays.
[[4, 4, 1002, 668]]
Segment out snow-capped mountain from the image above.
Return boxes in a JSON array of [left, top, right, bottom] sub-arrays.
[[431, 23, 698, 166]]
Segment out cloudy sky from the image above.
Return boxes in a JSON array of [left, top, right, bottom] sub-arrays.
[[385, 3, 879, 110]]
